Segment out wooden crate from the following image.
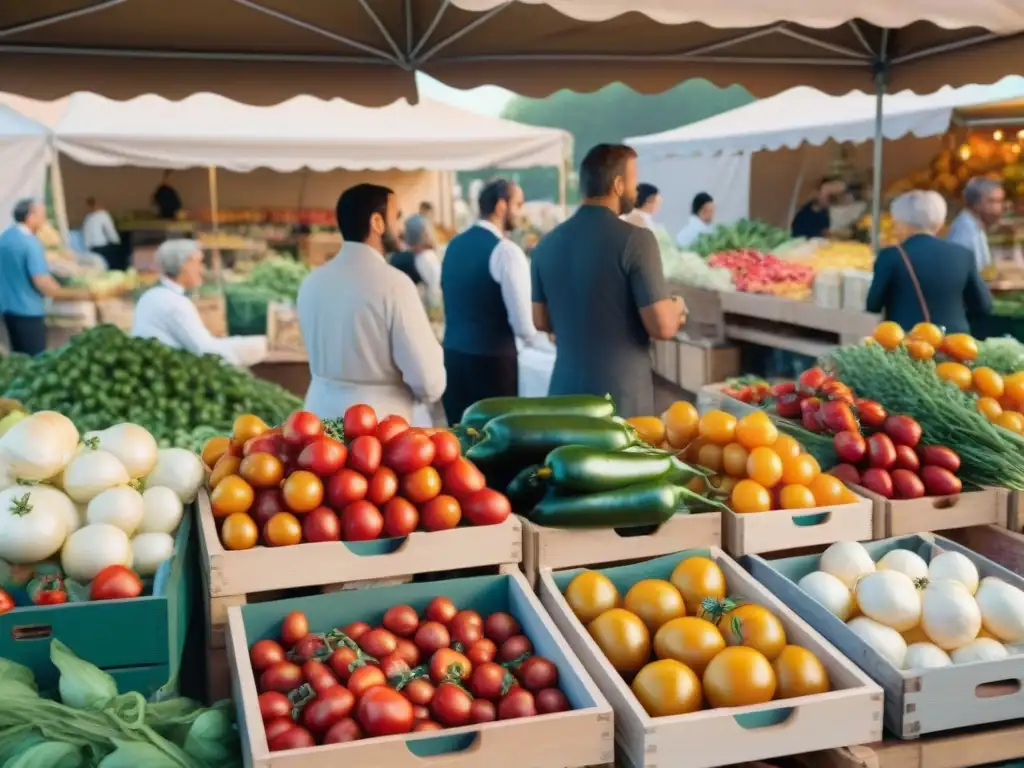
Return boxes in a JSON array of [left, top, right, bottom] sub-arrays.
[[539, 548, 884, 768], [652, 339, 680, 384], [1007, 490, 1023, 533], [520, 512, 722, 587], [95, 297, 135, 331], [746, 530, 1024, 738], [670, 283, 725, 342], [198, 491, 521, 648], [194, 294, 227, 337], [227, 570, 614, 768], [677, 339, 741, 394], [723, 495, 874, 557], [853, 484, 1008, 539]]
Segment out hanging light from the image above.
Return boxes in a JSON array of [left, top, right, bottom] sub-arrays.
[[958, 144, 972, 161], [1013, 144, 1022, 155], [994, 129, 1005, 141]]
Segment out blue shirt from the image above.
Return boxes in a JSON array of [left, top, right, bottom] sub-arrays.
[[0, 225, 49, 317]]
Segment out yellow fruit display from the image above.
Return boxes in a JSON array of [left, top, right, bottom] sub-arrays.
[[773, 645, 830, 699], [654, 617, 726, 676], [670, 557, 727, 614], [631, 659, 703, 717], [623, 580, 686, 633], [588, 608, 651, 676], [565, 570, 621, 625], [702, 646, 777, 708]]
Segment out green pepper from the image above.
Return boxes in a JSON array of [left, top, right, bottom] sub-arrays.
[[505, 464, 549, 514], [466, 414, 637, 466], [459, 394, 615, 430], [527, 480, 723, 528], [541, 445, 704, 493]]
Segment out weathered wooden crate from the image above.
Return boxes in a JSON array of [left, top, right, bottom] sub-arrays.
[[852, 484, 1009, 539], [723, 495, 873, 557]]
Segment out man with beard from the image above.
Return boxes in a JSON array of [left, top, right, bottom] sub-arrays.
[[531, 144, 685, 417], [440, 178, 538, 424], [297, 183, 445, 422]]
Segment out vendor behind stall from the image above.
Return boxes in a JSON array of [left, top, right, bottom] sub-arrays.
[[82, 197, 124, 269], [946, 176, 1005, 272], [791, 177, 846, 238], [153, 171, 183, 220]]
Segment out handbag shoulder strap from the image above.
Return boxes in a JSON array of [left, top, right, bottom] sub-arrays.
[[895, 243, 930, 325]]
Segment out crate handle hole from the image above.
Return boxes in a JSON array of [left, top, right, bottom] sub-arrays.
[[405, 730, 478, 757], [12, 624, 52, 641], [732, 707, 794, 729], [791, 511, 831, 528], [974, 679, 1021, 698], [612, 523, 662, 538], [343, 537, 407, 557], [931, 495, 961, 510]]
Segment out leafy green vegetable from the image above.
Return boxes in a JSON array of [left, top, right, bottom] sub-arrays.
[[96, 741, 184, 768], [0, 353, 35, 394], [184, 708, 238, 766], [0, 727, 46, 765], [691, 219, 791, 258], [975, 336, 1024, 375], [0, 659, 38, 692], [51, 640, 117, 711], [4, 741, 81, 768]]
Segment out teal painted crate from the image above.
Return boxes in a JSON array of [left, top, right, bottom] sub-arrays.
[[745, 531, 1024, 739], [538, 547, 883, 768], [0, 505, 196, 699], [225, 570, 613, 768]]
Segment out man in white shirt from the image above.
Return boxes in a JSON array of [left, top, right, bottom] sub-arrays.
[[298, 184, 445, 422], [131, 239, 243, 364], [440, 179, 538, 424], [622, 183, 661, 230], [389, 214, 442, 313], [82, 197, 123, 269], [946, 176, 1005, 273], [676, 192, 715, 249]]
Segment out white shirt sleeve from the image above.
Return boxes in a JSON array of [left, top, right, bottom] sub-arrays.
[[100, 211, 120, 245], [390, 275, 446, 403], [489, 238, 540, 345], [168, 298, 241, 365], [414, 250, 443, 309]]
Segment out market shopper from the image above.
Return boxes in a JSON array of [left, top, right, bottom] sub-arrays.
[[441, 178, 538, 423], [946, 176, 1005, 272], [82, 197, 124, 269], [298, 183, 445, 422], [153, 170, 183, 220], [390, 214, 442, 312], [0, 199, 98, 356], [531, 144, 686, 417], [676, 192, 715, 249], [791, 177, 846, 238], [866, 190, 992, 334], [623, 183, 661, 229]]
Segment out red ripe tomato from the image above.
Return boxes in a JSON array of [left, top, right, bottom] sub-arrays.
[[461, 488, 511, 527], [359, 628, 398, 658], [536, 688, 570, 714], [431, 682, 473, 727], [414, 621, 451, 655], [395, 638, 421, 668], [429, 648, 472, 684], [357, 687, 414, 736], [376, 415, 410, 445], [244, 433, 281, 457], [411, 704, 430, 722], [344, 404, 378, 440], [382, 497, 419, 538], [383, 431, 436, 474], [260, 660, 304, 693], [328, 647, 358, 682], [442, 458, 486, 498], [499, 635, 533, 662], [268, 724, 315, 751], [401, 466, 442, 504], [367, 467, 398, 506], [341, 500, 384, 541], [382, 605, 420, 638], [302, 686, 355, 735], [302, 659, 339, 694], [30, 576, 68, 605], [430, 431, 462, 467], [378, 652, 411, 682], [280, 611, 309, 647], [326, 469, 368, 509], [348, 435, 383, 475], [402, 678, 435, 707], [470, 699, 497, 723], [347, 664, 387, 698], [282, 471, 324, 513], [250, 639, 286, 671], [425, 597, 457, 624], [302, 506, 341, 543], [263, 717, 296, 744], [323, 717, 362, 744], [282, 411, 323, 447], [420, 494, 462, 531], [258, 691, 291, 722], [516, 656, 558, 692], [469, 661, 514, 700], [251, 489, 287, 529], [466, 638, 497, 665], [414, 720, 443, 732], [343, 621, 371, 641], [292, 635, 326, 663], [297, 437, 347, 477], [484, 612, 520, 645], [90, 565, 143, 601], [498, 688, 537, 720], [449, 610, 483, 646]]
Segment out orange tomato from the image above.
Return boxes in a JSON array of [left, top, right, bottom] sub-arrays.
[[905, 340, 935, 361], [771, 434, 802, 461], [282, 470, 324, 513], [696, 443, 724, 473], [623, 579, 686, 633], [908, 322, 943, 347], [209, 455, 241, 489], [731, 479, 771, 514], [779, 484, 816, 510], [627, 416, 666, 446], [239, 452, 285, 490], [935, 362, 973, 391], [587, 608, 651, 675], [653, 616, 725, 676], [686, 475, 707, 494], [264, 511, 303, 546], [872, 321, 905, 350], [746, 447, 783, 488], [721, 443, 749, 477], [220, 512, 259, 550], [941, 333, 978, 362], [707, 474, 737, 496], [670, 556, 726, 614], [702, 646, 776, 708], [698, 410, 737, 446], [1005, 373, 1024, 406], [565, 570, 621, 625], [808, 474, 846, 506], [402, 466, 443, 504], [718, 603, 787, 660], [631, 659, 702, 717], [995, 410, 1024, 434], [210, 475, 254, 518], [201, 436, 232, 469], [773, 645, 830, 698], [781, 453, 819, 486], [735, 411, 778, 450], [972, 367, 1004, 399], [232, 414, 269, 447], [684, 437, 707, 463], [977, 396, 1003, 421], [662, 401, 699, 435]]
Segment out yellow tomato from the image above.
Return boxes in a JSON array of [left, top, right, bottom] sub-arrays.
[[698, 411, 737, 446], [707, 474, 737, 496], [201, 436, 233, 469], [663, 401, 700, 435], [942, 333, 978, 362], [873, 321, 905, 350], [735, 411, 778, 450], [781, 453, 819, 486], [632, 659, 703, 717], [624, 579, 686, 633], [808, 474, 846, 506], [232, 413, 269, 448], [936, 362, 973, 391], [210, 475, 254, 519], [908, 322, 944, 347], [977, 396, 1003, 422], [996, 410, 1024, 434], [772, 645, 830, 699], [972, 367, 1005, 399], [1005, 373, 1024, 406], [686, 475, 707, 494], [696, 443, 724, 473], [731, 479, 772, 514], [666, 424, 699, 450], [718, 603, 787, 661], [906, 340, 935, 361], [779, 484, 816, 510], [746, 447, 783, 488], [771, 434, 802, 461], [588, 609, 651, 676], [670, 556, 727, 614], [702, 646, 776, 708], [220, 512, 259, 551], [721, 442, 750, 477], [565, 570, 621, 625], [628, 416, 667, 446], [209, 455, 241, 489], [654, 616, 726, 676]]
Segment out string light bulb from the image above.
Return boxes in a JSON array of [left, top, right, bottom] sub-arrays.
[[994, 129, 1005, 141], [1013, 144, 1022, 155], [958, 144, 972, 161], [1018, 129, 1024, 140]]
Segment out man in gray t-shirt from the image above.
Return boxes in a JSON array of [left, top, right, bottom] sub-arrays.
[[531, 144, 687, 417]]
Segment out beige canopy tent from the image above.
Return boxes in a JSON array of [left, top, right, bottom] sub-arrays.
[[1, 1, 1023, 105]]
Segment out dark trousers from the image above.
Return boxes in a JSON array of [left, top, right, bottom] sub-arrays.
[[3, 313, 46, 356], [442, 349, 518, 426], [94, 243, 128, 271]]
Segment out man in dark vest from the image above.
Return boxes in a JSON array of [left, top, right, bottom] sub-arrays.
[[441, 179, 538, 424]]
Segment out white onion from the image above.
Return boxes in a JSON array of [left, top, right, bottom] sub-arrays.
[[139, 486, 185, 535], [876, 549, 929, 582], [855, 570, 922, 632], [951, 638, 1009, 664], [920, 579, 982, 650], [131, 532, 175, 577], [928, 551, 980, 595], [85, 423, 158, 479], [904, 642, 952, 670], [975, 577, 1024, 643], [820, 542, 875, 589], [0, 411, 79, 481], [847, 616, 907, 669], [798, 570, 857, 621], [62, 450, 130, 504], [86, 486, 145, 536], [61, 523, 132, 582], [146, 448, 205, 503], [0, 485, 72, 564]]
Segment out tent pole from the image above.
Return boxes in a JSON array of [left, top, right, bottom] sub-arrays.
[[870, 37, 889, 255], [207, 165, 223, 281], [49, 152, 71, 249]]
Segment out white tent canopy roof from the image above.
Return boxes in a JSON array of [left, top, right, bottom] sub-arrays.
[[0, 91, 570, 173], [628, 77, 1024, 158]]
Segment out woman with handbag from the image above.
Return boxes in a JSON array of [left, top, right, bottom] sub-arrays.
[[866, 190, 992, 334]]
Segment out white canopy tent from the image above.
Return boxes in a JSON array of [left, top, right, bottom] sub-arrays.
[[0, 105, 53, 229]]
